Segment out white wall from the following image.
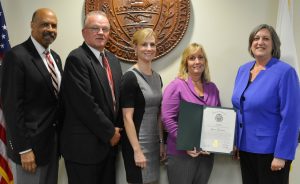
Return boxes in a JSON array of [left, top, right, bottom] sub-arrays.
[[1, 0, 300, 183]]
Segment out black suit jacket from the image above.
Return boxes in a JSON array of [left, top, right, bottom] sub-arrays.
[[1, 37, 63, 165], [60, 42, 122, 164]]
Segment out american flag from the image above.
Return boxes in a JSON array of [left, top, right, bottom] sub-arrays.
[[0, 2, 13, 184], [0, 2, 10, 60]]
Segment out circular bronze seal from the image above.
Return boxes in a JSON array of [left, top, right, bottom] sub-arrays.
[[85, 0, 190, 63]]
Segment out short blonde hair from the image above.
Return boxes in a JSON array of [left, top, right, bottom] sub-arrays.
[[178, 43, 211, 82], [132, 28, 157, 46]]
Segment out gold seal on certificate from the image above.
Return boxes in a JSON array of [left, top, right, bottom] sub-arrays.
[[176, 100, 236, 154]]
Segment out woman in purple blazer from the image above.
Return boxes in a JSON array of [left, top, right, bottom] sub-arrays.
[[161, 43, 221, 184], [232, 24, 300, 184]]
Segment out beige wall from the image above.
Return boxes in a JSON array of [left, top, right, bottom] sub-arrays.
[[2, 0, 300, 107], [1, 0, 300, 183]]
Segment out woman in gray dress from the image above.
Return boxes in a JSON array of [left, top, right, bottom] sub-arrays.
[[121, 28, 166, 184]]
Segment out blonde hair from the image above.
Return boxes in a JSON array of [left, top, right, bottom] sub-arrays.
[[132, 28, 157, 46], [178, 43, 211, 82]]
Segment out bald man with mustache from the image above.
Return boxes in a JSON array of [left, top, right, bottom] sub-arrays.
[[1, 8, 63, 184]]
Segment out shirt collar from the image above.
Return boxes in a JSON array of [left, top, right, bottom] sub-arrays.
[[31, 36, 50, 55], [85, 42, 106, 60]]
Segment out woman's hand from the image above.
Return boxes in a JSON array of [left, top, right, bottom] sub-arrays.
[[271, 157, 285, 171], [160, 143, 167, 162], [134, 149, 147, 169], [186, 147, 201, 157], [199, 150, 210, 155], [232, 146, 240, 160]]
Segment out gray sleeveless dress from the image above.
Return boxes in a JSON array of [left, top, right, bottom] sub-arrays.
[[121, 67, 162, 183]]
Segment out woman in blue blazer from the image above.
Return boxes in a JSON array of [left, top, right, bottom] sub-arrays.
[[232, 24, 300, 184]]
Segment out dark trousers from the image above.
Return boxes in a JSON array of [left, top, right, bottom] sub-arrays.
[[167, 154, 214, 184], [239, 151, 291, 184], [64, 154, 116, 184]]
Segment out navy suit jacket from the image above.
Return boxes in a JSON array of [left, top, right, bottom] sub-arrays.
[[60, 42, 122, 164], [1, 37, 63, 165]]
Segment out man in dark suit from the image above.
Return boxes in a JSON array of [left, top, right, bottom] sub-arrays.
[[1, 8, 62, 184], [60, 11, 122, 184]]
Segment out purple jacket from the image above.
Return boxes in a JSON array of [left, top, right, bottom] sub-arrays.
[[161, 77, 221, 155]]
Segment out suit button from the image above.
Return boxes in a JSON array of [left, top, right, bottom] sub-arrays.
[[240, 123, 243, 128], [9, 141, 14, 150]]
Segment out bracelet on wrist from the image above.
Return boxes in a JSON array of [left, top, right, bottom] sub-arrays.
[[159, 139, 163, 144]]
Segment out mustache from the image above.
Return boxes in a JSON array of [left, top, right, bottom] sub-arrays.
[[43, 31, 56, 39]]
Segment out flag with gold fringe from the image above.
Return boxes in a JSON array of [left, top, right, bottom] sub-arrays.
[[0, 2, 13, 184]]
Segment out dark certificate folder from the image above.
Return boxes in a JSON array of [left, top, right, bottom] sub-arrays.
[[176, 100, 236, 154], [176, 100, 204, 150]]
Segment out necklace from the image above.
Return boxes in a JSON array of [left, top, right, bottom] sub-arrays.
[[251, 63, 265, 73], [250, 63, 265, 81]]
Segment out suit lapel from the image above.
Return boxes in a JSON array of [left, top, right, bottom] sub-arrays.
[[236, 63, 253, 101], [25, 38, 57, 97], [82, 43, 115, 113]]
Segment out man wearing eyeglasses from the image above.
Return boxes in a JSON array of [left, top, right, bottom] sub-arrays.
[[59, 11, 122, 184]]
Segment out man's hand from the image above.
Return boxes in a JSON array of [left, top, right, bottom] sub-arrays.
[[20, 150, 37, 173], [110, 127, 122, 146]]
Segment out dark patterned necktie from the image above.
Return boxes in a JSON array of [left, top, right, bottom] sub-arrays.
[[100, 53, 116, 111], [44, 50, 59, 96]]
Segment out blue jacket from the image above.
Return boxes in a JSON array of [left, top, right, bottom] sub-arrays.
[[232, 58, 300, 160]]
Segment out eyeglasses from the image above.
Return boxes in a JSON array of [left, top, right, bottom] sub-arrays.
[[86, 27, 110, 33]]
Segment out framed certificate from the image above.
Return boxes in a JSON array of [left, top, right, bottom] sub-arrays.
[[176, 100, 236, 154]]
